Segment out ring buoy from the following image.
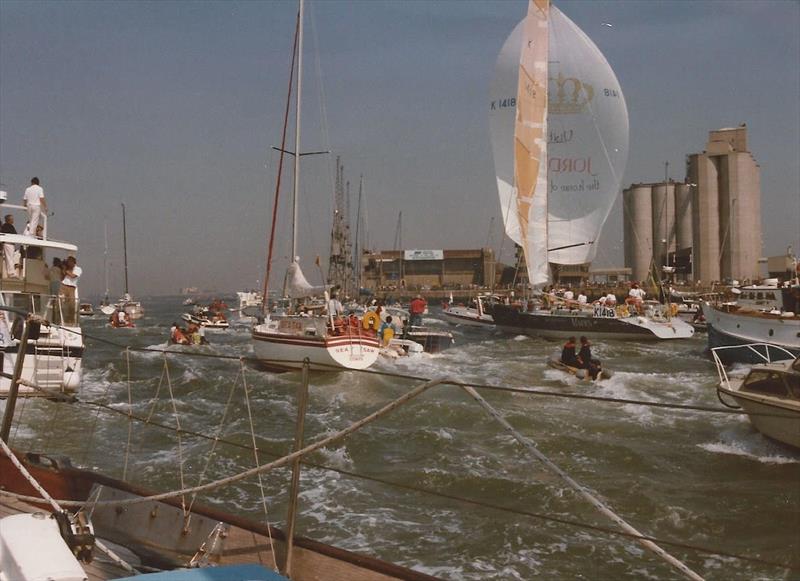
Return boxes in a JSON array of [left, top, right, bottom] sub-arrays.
[[362, 310, 380, 331]]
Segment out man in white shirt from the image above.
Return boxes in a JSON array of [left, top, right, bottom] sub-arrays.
[[577, 290, 588, 305], [61, 256, 81, 322], [23, 177, 47, 236], [627, 282, 646, 313]]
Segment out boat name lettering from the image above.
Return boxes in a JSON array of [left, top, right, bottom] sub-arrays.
[[593, 306, 617, 319], [603, 88, 620, 98], [571, 318, 593, 328]]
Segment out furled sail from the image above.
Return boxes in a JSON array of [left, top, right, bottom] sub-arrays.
[[490, 4, 629, 268], [284, 261, 327, 299]]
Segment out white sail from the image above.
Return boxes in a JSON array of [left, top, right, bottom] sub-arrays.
[[284, 261, 327, 299], [490, 5, 629, 267]]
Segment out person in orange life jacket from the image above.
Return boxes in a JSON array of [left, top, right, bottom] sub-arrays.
[[561, 336, 578, 367]]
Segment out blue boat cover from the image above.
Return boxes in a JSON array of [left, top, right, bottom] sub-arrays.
[[114, 564, 289, 581]]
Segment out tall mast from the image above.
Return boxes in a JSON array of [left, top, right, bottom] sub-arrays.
[[103, 221, 110, 304], [121, 203, 129, 295], [291, 0, 304, 261]]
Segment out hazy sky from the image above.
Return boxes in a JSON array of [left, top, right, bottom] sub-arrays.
[[1, 0, 798, 296]]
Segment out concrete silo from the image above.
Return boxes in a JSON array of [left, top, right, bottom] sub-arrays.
[[674, 183, 693, 251], [622, 184, 653, 283], [651, 183, 676, 270]]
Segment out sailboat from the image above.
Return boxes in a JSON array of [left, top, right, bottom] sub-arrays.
[[251, 0, 380, 371], [101, 203, 145, 321], [488, 0, 694, 341]]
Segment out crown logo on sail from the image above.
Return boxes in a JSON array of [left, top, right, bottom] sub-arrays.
[[549, 72, 594, 114]]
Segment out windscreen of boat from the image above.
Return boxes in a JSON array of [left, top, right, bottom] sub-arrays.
[[784, 372, 800, 401], [742, 370, 790, 399]]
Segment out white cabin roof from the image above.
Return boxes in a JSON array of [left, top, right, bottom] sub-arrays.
[[0, 232, 78, 253]]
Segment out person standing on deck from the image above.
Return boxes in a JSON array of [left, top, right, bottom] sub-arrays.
[[22, 177, 47, 236], [627, 282, 646, 314], [409, 294, 427, 327], [61, 256, 82, 322], [379, 316, 396, 346], [1, 214, 18, 278]]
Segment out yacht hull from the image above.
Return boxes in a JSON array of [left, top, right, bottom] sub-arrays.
[[718, 386, 800, 449], [252, 322, 380, 371], [703, 303, 800, 363], [441, 308, 495, 328], [491, 305, 694, 340]]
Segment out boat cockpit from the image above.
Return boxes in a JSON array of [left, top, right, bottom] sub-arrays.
[[741, 365, 800, 401]]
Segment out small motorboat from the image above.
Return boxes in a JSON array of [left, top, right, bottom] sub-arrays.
[[109, 310, 135, 328], [78, 303, 94, 316], [712, 344, 800, 448], [547, 356, 612, 382], [182, 311, 230, 329], [380, 338, 425, 359]]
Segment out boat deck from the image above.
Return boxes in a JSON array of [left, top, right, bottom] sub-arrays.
[[0, 495, 132, 580]]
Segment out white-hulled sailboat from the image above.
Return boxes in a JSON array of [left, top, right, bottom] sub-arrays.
[[251, 0, 380, 371], [488, 1, 693, 341], [100, 204, 144, 321]]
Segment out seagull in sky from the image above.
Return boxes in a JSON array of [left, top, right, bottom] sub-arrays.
[[602, 22, 613, 27]]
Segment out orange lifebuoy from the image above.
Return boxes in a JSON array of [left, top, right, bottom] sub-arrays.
[[362, 310, 380, 331]]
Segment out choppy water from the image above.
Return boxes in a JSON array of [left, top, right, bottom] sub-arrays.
[[4, 297, 799, 580]]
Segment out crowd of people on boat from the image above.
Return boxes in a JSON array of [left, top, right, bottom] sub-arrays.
[[169, 321, 207, 345], [319, 291, 424, 348], [541, 282, 650, 316]]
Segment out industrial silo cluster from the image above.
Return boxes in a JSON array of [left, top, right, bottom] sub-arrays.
[[623, 182, 693, 283], [623, 125, 762, 284]]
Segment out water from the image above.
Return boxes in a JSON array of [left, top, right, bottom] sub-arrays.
[[4, 297, 799, 579]]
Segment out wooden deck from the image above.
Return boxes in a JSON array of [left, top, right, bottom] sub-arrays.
[[0, 495, 132, 580]]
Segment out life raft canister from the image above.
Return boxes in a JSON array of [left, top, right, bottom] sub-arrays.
[[362, 310, 380, 331]]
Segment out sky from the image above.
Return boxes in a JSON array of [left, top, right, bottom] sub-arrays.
[[1, 0, 798, 297]]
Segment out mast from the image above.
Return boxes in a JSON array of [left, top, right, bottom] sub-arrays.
[[291, 0, 305, 262], [353, 175, 363, 291], [121, 203, 129, 296], [103, 222, 110, 304], [327, 156, 352, 296]]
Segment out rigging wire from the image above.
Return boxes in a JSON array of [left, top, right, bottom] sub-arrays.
[[4, 392, 795, 574], [44, 323, 793, 419]]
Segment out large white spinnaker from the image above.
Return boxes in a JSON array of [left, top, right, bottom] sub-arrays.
[[490, 5, 629, 267]]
